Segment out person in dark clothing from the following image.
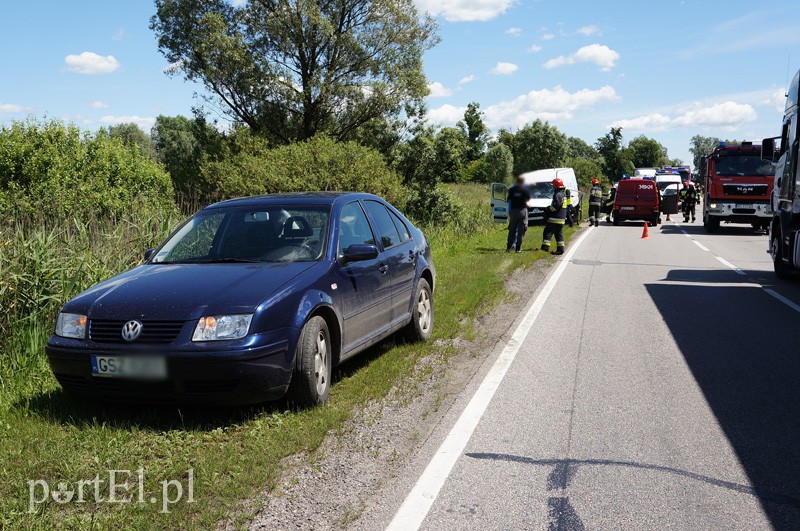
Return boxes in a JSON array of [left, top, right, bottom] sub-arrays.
[[541, 178, 570, 255], [680, 182, 698, 222], [506, 175, 531, 253], [588, 178, 603, 227], [603, 185, 617, 222]]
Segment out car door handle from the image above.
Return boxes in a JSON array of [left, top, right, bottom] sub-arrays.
[[378, 264, 389, 274], [409, 250, 417, 263]]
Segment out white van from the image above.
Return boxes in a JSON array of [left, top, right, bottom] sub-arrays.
[[634, 168, 657, 178], [491, 168, 582, 225]]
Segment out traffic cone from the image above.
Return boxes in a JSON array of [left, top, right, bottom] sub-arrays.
[[641, 222, 649, 239]]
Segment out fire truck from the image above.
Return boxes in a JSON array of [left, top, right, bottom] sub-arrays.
[[700, 142, 776, 233], [762, 70, 800, 278]]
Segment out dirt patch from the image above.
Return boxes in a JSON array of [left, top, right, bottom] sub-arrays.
[[236, 256, 553, 531]]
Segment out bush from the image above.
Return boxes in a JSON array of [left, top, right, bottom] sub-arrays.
[[566, 156, 606, 190], [201, 133, 405, 205], [0, 119, 174, 219], [403, 183, 463, 225]]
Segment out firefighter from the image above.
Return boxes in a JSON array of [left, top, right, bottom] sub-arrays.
[[541, 178, 570, 255], [604, 184, 617, 222], [588, 178, 603, 227], [506, 175, 531, 253], [680, 181, 698, 223]]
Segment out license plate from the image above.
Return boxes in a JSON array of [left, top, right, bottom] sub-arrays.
[[734, 204, 752, 209], [91, 355, 167, 380], [620, 206, 635, 211]]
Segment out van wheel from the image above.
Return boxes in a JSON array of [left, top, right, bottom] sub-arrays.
[[288, 316, 331, 407], [705, 217, 719, 233], [613, 213, 620, 226]]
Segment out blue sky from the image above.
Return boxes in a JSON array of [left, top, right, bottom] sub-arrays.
[[1, 1, 799, 168]]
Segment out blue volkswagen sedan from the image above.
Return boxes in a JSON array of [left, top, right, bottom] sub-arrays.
[[45, 193, 435, 407]]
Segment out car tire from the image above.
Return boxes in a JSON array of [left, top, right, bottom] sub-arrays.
[[405, 278, 434, 342], [705, 217, 719, 233], [288, 316, 332, 407], [613, 213, 620, 226]]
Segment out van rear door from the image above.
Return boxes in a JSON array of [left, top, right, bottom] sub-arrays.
[[491, 183, 509, 224]]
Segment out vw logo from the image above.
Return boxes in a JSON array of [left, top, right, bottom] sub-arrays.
[[121, 320, 143, 342]]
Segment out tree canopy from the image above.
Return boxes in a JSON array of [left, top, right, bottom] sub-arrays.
[[511, 120, 568, 175], [151, 0, 438, 144]]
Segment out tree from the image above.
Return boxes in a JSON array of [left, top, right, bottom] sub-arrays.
[[151, 0, 438, 144], [568, 136, 598, 160], [512, 120, 568, 175], [460, 102, 489, 162], [566, 157, 604, 190], [481, 143, 514, 184], [433, 127, 468, 183], [626, 135, 668, 168], [151, 115, 226, 194], [104, 123, 157, 160], [596, 127, 634, 182], [689, 135, 721, 173]]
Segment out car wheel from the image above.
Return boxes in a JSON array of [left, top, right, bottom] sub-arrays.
[[405, 278, 433, 342], [288, 316, 331, 407], [613, 213, 619, 226], [771, 231, 791, 280]]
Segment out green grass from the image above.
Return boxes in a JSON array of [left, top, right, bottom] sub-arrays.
[[0, 185, 577, 528]]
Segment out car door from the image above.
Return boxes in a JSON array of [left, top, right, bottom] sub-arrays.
[[491, 183, 509, 224], [363, 200, 416, 328], [334, 201, 393, 354]]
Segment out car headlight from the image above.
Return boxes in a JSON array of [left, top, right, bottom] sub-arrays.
[[709, 203, 717, 209], [56, 313, 87, 339], [192, 314, 253, 341]]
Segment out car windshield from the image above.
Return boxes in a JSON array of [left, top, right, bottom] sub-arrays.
[[527, 182, 554, 199], [151, 205, 330, 264], [715, 155, 776, 177]]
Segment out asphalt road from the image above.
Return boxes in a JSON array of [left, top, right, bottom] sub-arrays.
[[366, 218, 800, 531]]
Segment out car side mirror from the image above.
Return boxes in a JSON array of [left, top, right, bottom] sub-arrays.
[[144, 248, 156, 261], [761, 137, 776, 161], [342, 244, 379, 263]]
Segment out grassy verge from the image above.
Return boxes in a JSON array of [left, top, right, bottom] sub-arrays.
[[0, 184, 577, 528]]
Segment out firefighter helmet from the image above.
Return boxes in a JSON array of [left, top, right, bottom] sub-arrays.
[[682, 181, 688, 186], [591, 178, 599, 185], [552, 178, 565, 189]]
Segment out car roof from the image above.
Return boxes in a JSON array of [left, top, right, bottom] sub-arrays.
[[204, 192, 382, 210]]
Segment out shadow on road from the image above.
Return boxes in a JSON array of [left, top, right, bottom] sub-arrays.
[[646, 277, 800, 529]]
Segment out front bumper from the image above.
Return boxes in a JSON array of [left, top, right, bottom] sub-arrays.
[[45, 331, 296, 406], [706, 201, 771, 222]]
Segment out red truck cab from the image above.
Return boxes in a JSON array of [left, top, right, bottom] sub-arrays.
[[701, 142, 776, 233], [612, 178, 661, 227]]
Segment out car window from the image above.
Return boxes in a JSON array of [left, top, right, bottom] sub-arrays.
[[338, 201, 376, 255], [388, 209, 411, 242], [364, 200, 402, 249], [152, 206, 329, 263]]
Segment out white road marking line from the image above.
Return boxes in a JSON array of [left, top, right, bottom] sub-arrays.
[[763, 288, 800, 313], [673, 221, 800, 313], [386, 227, 596, 531]]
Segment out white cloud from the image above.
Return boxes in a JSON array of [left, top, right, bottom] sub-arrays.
[[0, 102, 33, 113], [428, 104, 467, 126], [162, 60, 184, 75], [89, 100, 109, 109], [100, 115, 156, 130], [610, 113, 673, 132], [576, 25, 600, 36], [506, 27, 522, 37], [484, 85, 619, 128], [672, 101, 757, 128], [541, 33, 555, 40], [458, 75, 477, 85], [65, 52, 120, 75], [414, 0, 514, 22], [528, 44, 542, 53], [761, 88, 787, 113], [610, 101, 757, 132], [543, 43, 620, 71], [490, 62, 518, 75], [427, 82, 453, 98]]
